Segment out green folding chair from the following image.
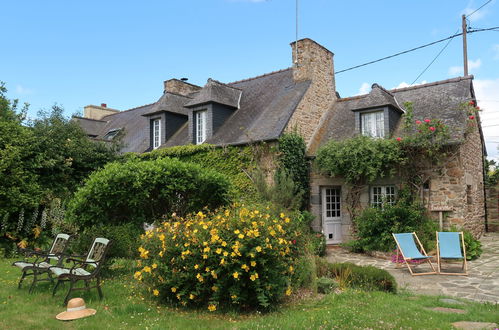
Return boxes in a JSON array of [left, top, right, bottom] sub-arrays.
[[436, 232, 468, 276], [393, 232, 436, 276]]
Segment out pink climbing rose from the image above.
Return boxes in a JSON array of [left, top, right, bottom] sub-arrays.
[[424, 119, 431, 123], [415, 120, 422, 125], [469, 115, 475, 120], [429, 126, 435, 131], [396, 137, 402, 141]]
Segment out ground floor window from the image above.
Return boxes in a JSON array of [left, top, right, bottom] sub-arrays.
[[370, 185, 396, 207]]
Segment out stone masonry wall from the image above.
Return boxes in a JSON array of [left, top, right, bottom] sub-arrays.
[[287, 39, 336, 147], [485, 185, 499, 231], [164, 79, 201, 96]]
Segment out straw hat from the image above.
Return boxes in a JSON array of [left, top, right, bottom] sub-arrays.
[[56, 298, 96, 321]]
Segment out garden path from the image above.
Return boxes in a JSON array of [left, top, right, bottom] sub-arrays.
[[326, 232, 499, 304]]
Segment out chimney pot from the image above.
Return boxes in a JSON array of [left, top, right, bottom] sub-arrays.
[[101, 103, 107, 108]]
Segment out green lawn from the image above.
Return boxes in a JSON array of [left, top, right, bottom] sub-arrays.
[[1, 258, 497, 329]]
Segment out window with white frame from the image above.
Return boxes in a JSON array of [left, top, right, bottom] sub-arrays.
[[370, 185, 396, 207], [153, 118, 161, 149], [361, 111, 384, 138], [195, 110, 207, 144]]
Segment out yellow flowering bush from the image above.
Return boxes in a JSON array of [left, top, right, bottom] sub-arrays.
[[135, 204, 302, 311]]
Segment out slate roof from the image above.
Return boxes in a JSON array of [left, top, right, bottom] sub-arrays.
[[81, 103, 155, 153], [142, 92, 191, 117], [163, 68, 311, 147], [310, 76, 474, 155], [73, 117, 106, 137], [185, 79, 242, 109], [351, 84, 403, 112]]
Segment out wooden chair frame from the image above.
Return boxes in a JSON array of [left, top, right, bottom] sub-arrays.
[[436, 231, 468, 276], [393, 232, 437, 276]]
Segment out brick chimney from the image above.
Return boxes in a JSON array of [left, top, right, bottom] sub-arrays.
[[286, 38, 337, 147], [83, 104, 120, 120], [163, 78, 201, 96]]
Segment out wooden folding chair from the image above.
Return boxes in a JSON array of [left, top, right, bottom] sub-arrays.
[[436, 232, 468, 276], [392, 232, 436, 276]]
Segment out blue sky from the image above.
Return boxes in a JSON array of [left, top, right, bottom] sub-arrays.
[[2, 0, 498, 158]]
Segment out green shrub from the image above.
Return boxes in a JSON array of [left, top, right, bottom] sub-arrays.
[[315, 258, 397, 293], [71, 223, 142, 260], [307, 232, 327, 257], [252, 168, 304, 211], [67, 157, 231, 228], [317, 277, 337, 294], [136, 204, 303, 311], [463, 230, 482, 260], [353, 202, 437, 252], [291, 255, 317, 291]]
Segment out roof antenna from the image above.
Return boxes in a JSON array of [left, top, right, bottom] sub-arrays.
[[294, 0, 299, 66]]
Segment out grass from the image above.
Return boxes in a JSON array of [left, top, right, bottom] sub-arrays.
[[1, 258, 498, 329]]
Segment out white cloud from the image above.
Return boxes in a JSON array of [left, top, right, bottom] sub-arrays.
[[474, 78, 499, 159], [15, 85, 33, 95], [461, 0, 493, 22], [393, 80, 427, 89], [357, 82, 370, 95], [448, 59, 481, 76], [493, 44, 499, 60]]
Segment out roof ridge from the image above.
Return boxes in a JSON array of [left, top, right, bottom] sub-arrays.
[[337, 94, 368, 102], [102, 102, 156, 118], [371, 83, 395, 97], [165, 91, 193, 99], [72, 116, 107, 123], [229, 67, 292, 85], [207, 78, 242, 91], [390, 75, 474, 93]]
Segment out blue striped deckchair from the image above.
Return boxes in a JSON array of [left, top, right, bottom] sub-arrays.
[[436, 232, 468, 276], [392, 232, 436, 276]]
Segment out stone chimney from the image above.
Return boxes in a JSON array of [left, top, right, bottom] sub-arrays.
[[163, 79, 201, 96], [83, 104, 120, 120], [286, 38, 337, 147]]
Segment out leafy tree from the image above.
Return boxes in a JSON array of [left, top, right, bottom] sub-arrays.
[[29, 105, 120, 201], [485, 159, 499, 187]]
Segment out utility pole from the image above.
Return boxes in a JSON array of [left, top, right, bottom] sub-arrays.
[[462, 14, 468, 76]]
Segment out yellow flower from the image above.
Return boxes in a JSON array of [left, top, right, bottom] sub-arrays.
[[211, 285, 218, 292], [233, 272, 239, 279], [231, 294, 237, 299], [284, 217, 290, 223], [286, 287, 292, 296], [203, 254, 208, 259], [250, 273, 259, 281], [32, 226, 42, 239], [241, 264, 249, 271], [171, 287, 177, 293], [153, 289, 159, 296], [238, 234, 244, 239], [189, 294, 195, 300], [251, 261, 256, 267], [197, 211, 205, 218], [216, 248, 222, 254], [196, 273, 204, 282], [133, 271, 142, 280], [221, 241, 227, 247], [205, 267, 210, 272], [143, 266, 151, 273], [223, 251, 229, 257], [289, 265, 294, 273], [194, 264, 199, 269], [234, 229, 240, 234], [152, 263, 158, 269], [208, 304, 217, 312], [256, 246, 262, 252], [176, 294, 181, 300], [159, 251, 164, 257], [203, 246, 211, 253], [280, 213, 285, 218], [220, 258, 225, 265], [211, 270, 218, 279]]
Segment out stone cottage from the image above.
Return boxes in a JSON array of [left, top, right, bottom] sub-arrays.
[[75, 38, 486, 244]]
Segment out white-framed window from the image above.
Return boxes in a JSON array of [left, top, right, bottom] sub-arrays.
[[195, 110, 207, 145], [361, 111, 384, 138], [371, 185, 396, 207], [153, 118, 161, 149]]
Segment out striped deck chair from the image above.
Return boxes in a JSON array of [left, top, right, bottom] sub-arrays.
[[12, 233, 71, 292], [392, 232, 436, 276], [436, 232, 468, 276]]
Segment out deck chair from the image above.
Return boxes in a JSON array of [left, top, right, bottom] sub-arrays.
[[12, 233, 71, 293], [392, 232, 436, 276], [50, 237, 111, 304], [436, 232, 468, 275]]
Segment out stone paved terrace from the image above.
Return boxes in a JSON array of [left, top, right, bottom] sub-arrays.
[[326, 232, 499, 303]]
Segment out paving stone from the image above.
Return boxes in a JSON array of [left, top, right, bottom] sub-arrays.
[[451, 321, 498, 329], [439, 298, 465, 305], [430, 307, 467, 314]]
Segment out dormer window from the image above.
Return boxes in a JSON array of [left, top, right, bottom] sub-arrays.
[[103, 128, 121, 140], [153, 118, 161, 149], [195, 110, 207, 144], [361, 111, 384, 138]]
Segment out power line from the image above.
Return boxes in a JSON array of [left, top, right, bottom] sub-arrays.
[[335, 26, 499, 75], [465, 0, 494, 19], [410, 29, 459, 85]]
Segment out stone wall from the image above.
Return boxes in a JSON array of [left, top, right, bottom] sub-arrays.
[[164, 79, 201, 96], [286, 39, 336, 147], [83, 105, 120, 120], [486, 185, 499, 231]]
